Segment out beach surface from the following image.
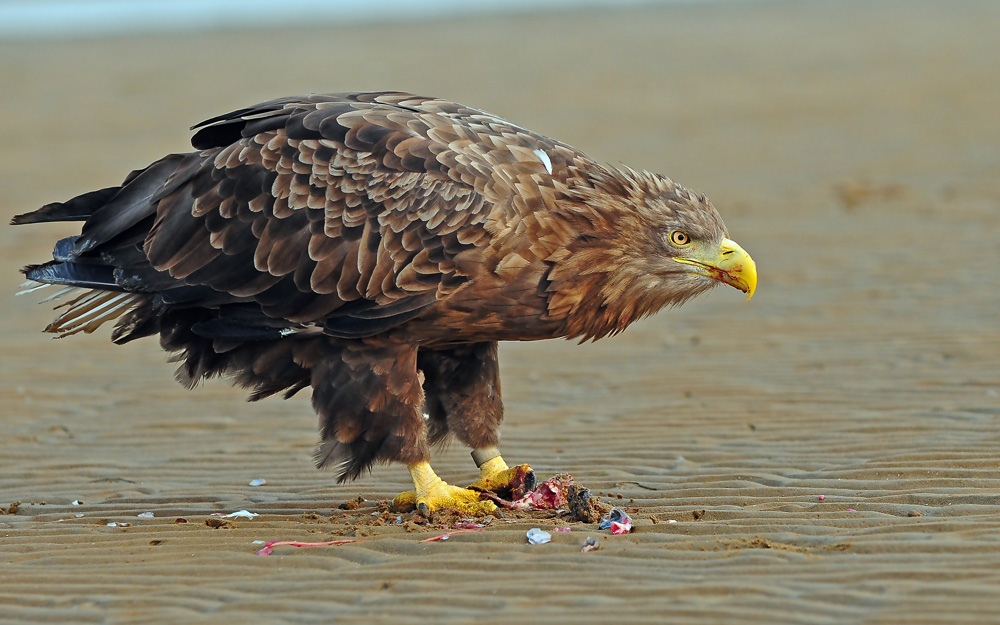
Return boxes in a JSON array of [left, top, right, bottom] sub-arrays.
[[2, 1, 999, 623]]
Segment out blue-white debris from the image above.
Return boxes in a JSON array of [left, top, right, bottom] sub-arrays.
[[598, 508, 633, 534], [526, 528, 552, 545]]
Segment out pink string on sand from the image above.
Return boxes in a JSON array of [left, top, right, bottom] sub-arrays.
[[255, 538, 362, 556], [256, 529, 485, 554], [418, 529, 485, 542]]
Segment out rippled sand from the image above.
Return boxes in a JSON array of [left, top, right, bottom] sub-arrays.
[[2, 1, 1000, 623]]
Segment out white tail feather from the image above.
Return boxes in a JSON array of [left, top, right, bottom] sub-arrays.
[[54, 289, 101, 311], [55, 298, 137, 337], [50, 293, 131, 332], [41, 288, 142, 338], [39, 286, 85, 304], [16, 280, 51, 296]]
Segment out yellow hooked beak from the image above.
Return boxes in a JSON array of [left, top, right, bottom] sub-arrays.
[[673, 238, 757, 301]]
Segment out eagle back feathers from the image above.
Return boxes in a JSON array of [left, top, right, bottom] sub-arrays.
[[137, 91, 596, 335]]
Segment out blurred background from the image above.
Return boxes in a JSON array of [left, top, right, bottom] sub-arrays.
[[1, 1, 999, 623]]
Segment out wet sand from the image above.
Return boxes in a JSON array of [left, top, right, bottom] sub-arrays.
[[2, 1, 1000, 623]]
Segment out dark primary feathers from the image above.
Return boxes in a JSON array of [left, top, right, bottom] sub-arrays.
[[14, 91, 737, 480]]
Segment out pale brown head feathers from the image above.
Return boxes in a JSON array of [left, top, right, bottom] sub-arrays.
[[547, 166, 731, 341]]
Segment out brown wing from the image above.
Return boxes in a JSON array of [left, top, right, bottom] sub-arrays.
[[42, 91, 596, 340], [138, 91, 571, 337]]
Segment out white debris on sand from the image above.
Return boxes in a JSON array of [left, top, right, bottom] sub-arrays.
[[526, 528, 551, 545]]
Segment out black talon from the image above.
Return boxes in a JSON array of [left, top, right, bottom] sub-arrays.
[[524, 470, 537, 492], [417, 502, 431, 518]]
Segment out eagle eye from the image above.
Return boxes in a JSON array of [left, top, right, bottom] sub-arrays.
[[668, 230, 691, 246]]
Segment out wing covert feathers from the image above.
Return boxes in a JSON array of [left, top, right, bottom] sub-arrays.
[[140, 91, 599, 332], [15, 91, 652, 346]]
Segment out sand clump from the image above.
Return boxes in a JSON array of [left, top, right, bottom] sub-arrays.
[[567, 485, 611, 523]]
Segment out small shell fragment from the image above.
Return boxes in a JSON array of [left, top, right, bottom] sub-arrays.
[[248, 479, 267, 487], [526, 528, 552, 545], [223, 510, 259, 519], [581, 536, 601, 553], [137, 511, 154, 519]]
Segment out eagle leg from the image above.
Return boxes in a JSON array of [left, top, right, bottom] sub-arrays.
[[392, 461, 497, 516], [467, 447, 535, 499]]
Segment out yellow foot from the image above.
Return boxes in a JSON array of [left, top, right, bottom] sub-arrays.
[[468, 455, 536, 499], [391, 461, 497, 516]]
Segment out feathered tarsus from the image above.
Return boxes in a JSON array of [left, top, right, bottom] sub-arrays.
[[14, 91, 756, 507]]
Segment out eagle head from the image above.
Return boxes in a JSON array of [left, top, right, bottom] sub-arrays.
[[551, 166, 757, 340]]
